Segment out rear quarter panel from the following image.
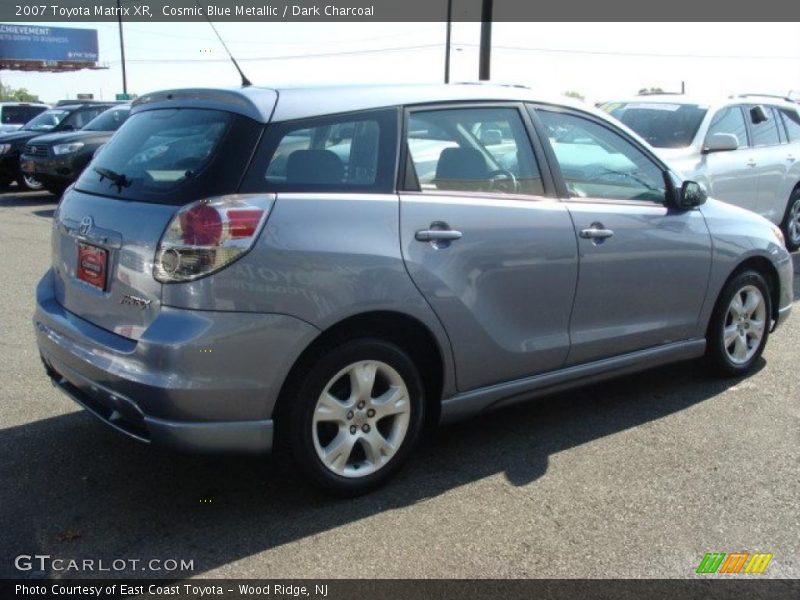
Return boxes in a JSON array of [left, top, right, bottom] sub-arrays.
[[160, 193, 458, 398]]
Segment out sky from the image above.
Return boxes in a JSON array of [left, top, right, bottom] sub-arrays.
[[2, 22, 800, 104]]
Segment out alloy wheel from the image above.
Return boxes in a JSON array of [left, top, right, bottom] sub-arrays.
[[723, 285, 766, 365], [311, 360, 411, 478]]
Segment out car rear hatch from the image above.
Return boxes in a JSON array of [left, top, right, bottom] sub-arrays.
[[50, 89, 274, 339]]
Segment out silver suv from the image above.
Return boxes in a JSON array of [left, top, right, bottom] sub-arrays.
[[34, 85, 793, 495], [602, 94, 800, 250]]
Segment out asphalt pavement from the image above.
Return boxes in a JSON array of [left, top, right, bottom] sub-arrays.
[[1, 188, 798, 579]]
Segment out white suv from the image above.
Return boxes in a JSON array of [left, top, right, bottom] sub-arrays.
[[602, 95, 800, 250]]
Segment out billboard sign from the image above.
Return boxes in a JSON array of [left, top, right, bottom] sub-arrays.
[[0, 23, 98, 64]]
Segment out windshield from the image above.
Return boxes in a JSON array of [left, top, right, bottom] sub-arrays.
[[24, 109, 69, 132], [83, 106, 130, 132], [601, 102, 708, 148]]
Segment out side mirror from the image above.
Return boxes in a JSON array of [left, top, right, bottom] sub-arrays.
[[703, 133, 739, 153], [59, 124, 75, 132], [675, 180, 707, 209], [750, 105, 768, 124]]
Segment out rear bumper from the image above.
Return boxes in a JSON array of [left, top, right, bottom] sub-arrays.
[[35, 269, 320, 454]]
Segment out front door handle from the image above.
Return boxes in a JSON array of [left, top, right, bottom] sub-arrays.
[[746, 159, 757, 168], [579, 226, 615, 240], [787, 154, 796, 163], [415, 229, 463, 242]]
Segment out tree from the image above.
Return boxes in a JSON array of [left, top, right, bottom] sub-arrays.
[[563, 90, 585, 101], [0, 83, 39, 102]]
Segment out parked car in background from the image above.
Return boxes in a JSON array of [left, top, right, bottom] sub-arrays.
[[0, 102, 116, 191], [35, 84, 792, 495], [21, 105, 131, 197], [0, 101, 49, 134], [600, 95, 800, 250]]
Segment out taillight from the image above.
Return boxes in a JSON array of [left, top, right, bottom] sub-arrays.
[[154, 194, 273, 283]]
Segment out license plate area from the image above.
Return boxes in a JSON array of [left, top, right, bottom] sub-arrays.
[[77, 242, 108, 291]]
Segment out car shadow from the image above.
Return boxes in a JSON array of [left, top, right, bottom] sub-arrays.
[[0, 191, 56, 208], [32, 209, 56, 218], [792, 252, 800, 301], [0, 358, 758, 578]]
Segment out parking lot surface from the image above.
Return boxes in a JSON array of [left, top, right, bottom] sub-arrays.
[[1, 189, 798, 579]]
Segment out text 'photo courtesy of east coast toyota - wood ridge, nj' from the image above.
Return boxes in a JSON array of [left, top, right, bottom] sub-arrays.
[[0, 2, 799, 599]]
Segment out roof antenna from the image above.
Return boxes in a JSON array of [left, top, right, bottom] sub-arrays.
[[195, 1, 252, 87]]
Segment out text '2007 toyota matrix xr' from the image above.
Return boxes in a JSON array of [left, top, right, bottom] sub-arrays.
[[34, 84, 793, 495]]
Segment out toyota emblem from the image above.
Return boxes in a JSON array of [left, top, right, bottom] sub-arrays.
[[79, 216, 93, 236]]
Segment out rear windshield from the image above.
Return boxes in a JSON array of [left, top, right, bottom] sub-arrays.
[[601, 102, 708, 148], [83, 106, 130, 132], [24, 109, 69, 132], [75, 108, 262, 204], [1, 105, 45, 125]]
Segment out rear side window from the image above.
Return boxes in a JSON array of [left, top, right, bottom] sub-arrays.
[[83, 106, 130, 132], [780, 108, 800, 142], [707, 106, 748, 148], [65, 107, 105, 130], [749, 105, 780, 147], [75, 108, 262, 204], [244, 108, 398, 194]]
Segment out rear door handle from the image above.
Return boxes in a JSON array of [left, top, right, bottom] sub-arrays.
[[579, 227, 614, 240], [787, 154, 796, 162], [415, 229, 463, 242], [746, 159, 757, 167]]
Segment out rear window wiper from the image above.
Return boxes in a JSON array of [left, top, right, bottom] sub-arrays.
[[94, 166, 131, 191]]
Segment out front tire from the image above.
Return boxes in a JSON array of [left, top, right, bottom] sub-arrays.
[[781, 189, 800, 251], [705, 270, 771, 376], [16, 173, 44, 192], [285, 339, 425, 496]]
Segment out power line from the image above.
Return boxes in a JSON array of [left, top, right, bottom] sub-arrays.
[[105, 43, 444, 64]]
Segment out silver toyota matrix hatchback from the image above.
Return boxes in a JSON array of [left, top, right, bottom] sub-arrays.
[[35, 84, 793, 495]]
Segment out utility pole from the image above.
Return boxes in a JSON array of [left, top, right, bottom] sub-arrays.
[[478, 0, 492, 81], [117, 0, 128, 95], [444, 0, 453, 83]]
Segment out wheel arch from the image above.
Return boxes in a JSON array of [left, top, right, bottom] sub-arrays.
[[272, 310, 446, 441], [720, 255, 781, 326]]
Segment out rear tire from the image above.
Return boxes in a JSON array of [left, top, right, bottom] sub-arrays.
[[781, 189, 800, 251], [16, 173, 44, 192], [705, 270, 771, 377], [285, 338, 425, 496]]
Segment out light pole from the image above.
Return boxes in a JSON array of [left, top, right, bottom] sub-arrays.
[[117, 0, 128, 95], [479, 0, 492, 81], [444, 0, 453, 83]]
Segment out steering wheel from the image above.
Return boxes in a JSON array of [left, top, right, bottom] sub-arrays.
[[487, 168, 518, 193]]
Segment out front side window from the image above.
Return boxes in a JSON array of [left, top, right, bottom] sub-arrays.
[[749, 105, 781, 147], [405, 106, 543, 196], [780, 107, 800, 142], [537, 110, 666, 203], [707, 106, 748, 148], [259, 109, 397, 193]]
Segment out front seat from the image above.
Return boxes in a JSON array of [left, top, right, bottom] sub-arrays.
[[433, 147, 490, 192]]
